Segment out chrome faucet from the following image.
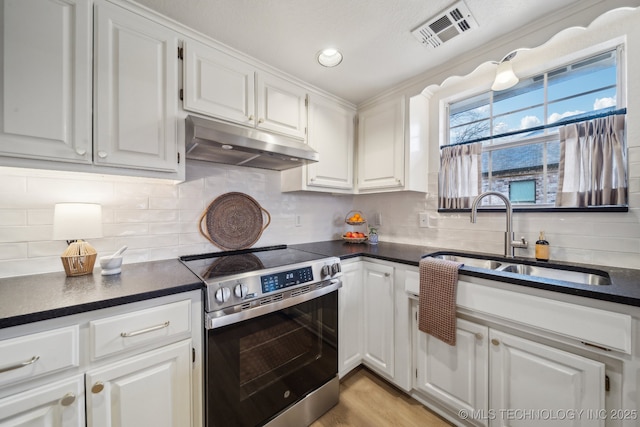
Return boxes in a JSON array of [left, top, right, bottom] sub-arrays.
[[470, 191, 528, 258]]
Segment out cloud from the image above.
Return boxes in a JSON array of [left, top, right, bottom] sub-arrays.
[[593, 97, 616, 109], [520, 115, 541, 129], [548, 110, 584, 124]]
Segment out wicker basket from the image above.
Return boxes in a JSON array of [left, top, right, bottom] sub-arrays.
[[61, 240, 97, 276]]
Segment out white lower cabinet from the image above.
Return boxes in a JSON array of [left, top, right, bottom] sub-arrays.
[[362, 261, 395, 379], [86, 339, 192, 427], [415, 316, 489, 426], [413, 309, 607, 427], [0, 375, 85, 427], [489, 329, 605, 427], [0, 292, 202, 427], [338, 260, 363, 378]]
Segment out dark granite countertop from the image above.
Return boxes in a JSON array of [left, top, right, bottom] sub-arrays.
[[0, 259, 203, 329], [291, 240, 640, 308], [3, 240, 639, 330]]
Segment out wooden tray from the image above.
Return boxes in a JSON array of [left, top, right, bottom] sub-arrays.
[[199, 192, 271, 250]]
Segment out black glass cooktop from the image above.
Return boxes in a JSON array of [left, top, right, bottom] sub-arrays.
[[179, 245, 328, 281]]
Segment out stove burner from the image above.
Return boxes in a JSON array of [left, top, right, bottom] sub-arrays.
[[203, 254, 264, 279]]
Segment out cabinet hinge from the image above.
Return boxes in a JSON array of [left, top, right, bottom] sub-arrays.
[[605, 375, 610, 392], [179, 89, 183, 101], [415, 368, 418, 379], [177, 152, 181, 164], [178, 47, 184, 60], [192, 347, 196, 363]]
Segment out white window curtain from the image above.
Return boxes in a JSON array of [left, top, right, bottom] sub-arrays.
[[556, 115, 627, 207], [439, 142, 482, 209]]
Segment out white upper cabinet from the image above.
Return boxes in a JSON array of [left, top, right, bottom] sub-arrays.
[[281, 93, 355, 193], [0, 0, 92, 163], [256, 72, 307, 139], [183, 40, 307, 140], [357, 96, 405, 191], [94, 0, 180, 173], [183, 40, 255, 126]]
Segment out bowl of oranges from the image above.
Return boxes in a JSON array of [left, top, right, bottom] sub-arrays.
[[343, 231, 367, 243], [345, 210, 366, 225]]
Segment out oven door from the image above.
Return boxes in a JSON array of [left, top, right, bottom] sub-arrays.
[[205, 288, 338, 427]]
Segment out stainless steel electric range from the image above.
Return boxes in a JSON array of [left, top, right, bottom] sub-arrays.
[[180, 245, 342, 427]]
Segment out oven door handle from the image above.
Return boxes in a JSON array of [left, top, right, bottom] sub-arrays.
[[206, 279, 341, 329]]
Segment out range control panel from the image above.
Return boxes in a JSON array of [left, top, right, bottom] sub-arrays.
[[261, 266, 314, 293]]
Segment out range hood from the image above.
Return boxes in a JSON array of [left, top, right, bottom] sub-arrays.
[[185, 115, 319, 171]]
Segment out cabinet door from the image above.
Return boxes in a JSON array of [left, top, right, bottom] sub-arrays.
[[0, 0, 92, 163], [256, 72, 307, 139], [338, 261, 363, 378], [357, 96, 405, 191], [0, 375, 84, 427], [183, 40, 255, 126], [362, 262, 394, 378], [85, 340, 192, 427], [415, 316, 489, 427], [489, 330, 605, 427], [94, 0, 179, 172], [306, 94, 355, 190]]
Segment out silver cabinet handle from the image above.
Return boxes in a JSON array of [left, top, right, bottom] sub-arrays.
[[92, 382, 104, 394], [384, 272, 391, 277], [248, 115, 254, 121], [75, 148, 87, 156], [258, 118, 264, 124], [491, 338, 500, 346], [60, 392, 76, 406], [97, 151, 108, 158], [120, 321, 170, 338], [475, 332, 484, 340], [0, 355, 40, 374]]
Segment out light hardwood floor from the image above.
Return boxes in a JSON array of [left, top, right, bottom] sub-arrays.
[[311, 367, 454, 427]]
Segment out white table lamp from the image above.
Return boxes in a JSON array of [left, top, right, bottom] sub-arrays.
[[53, 203, 103, 276]]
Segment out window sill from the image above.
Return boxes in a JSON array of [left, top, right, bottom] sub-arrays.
[[438, 206, 629, 214]]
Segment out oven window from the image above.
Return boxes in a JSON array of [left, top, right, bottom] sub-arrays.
[[206, 291, 337, 427]]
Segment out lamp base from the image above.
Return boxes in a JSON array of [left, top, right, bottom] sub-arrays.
[[61, 240, 97, 277]]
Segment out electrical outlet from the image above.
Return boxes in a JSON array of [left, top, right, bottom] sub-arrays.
[[419, 212, 429, 228], [373, 212, 382, 226]]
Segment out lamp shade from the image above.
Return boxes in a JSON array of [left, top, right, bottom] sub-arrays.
[[53, 203, 103, 241], [491, 60, 519, 91]]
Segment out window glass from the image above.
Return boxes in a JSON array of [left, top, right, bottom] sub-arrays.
[[444, 47, 622, 209]]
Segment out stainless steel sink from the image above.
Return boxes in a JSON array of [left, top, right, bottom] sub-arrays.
[[432, 254, 502, 270], [497, 263, 611, 286]]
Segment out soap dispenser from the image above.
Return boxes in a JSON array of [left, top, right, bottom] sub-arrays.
[[535, 231, 550, 261]]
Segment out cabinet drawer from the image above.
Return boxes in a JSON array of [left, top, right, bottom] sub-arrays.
[[0, 326, 79, 387], [90, 300, 191, 360]]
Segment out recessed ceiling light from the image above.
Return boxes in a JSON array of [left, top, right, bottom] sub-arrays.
[[317, 48, 343, 67]]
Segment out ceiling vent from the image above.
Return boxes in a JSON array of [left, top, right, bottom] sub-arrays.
[[411, 1, 478, 49]]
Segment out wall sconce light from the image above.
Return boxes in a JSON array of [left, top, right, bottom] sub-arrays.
[[53, 203, 103, 276], [491, 52, 519, 91]]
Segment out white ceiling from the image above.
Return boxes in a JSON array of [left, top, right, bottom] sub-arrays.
[[135, 0, 612, 105]]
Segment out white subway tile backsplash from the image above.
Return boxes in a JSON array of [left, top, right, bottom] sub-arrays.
[[1, 156, 639, 278], [0, 209, 26, 226]]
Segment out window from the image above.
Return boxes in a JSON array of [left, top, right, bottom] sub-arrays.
[[444, 47, 624, 209]]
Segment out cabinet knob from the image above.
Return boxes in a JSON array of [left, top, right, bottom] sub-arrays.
[[75, 148, 86, 156], [248, 115, 254, 121], [92, 382, 105, 394], [258, 118, 264, 124], [384, 272, 391, 277], [475, 332, 484, 340], [491, 338, 500, 346], [60, 392, 76, 406], [97, 151, 108, 159]]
